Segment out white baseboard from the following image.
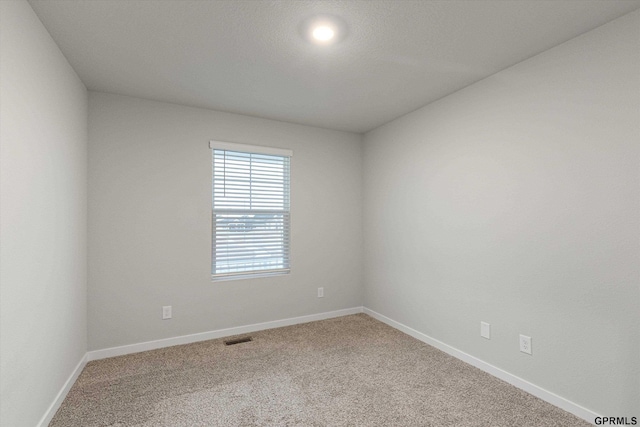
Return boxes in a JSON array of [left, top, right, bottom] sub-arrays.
[[88, 306, 364, 361], [363, 307, 598, 425], [37, 353, 88, 427]]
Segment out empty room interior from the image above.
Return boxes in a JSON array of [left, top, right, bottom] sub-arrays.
[[1, 0, 639, 426]]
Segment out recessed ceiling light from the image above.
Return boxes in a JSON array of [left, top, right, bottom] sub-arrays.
[[312, 25, 335, 42], [301, 15, 346, 46]]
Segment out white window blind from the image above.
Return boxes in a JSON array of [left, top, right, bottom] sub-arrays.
[[211, 142, 291, 280]]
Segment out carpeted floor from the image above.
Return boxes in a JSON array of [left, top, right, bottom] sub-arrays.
[[51, 314, 590, 426]]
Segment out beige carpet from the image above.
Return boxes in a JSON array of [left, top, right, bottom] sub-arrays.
[[51, 314, 590, 426]]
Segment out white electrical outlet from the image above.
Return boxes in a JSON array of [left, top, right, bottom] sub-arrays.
[[317, 287, 324, 298], [162, 306, 172, 320], [480, 321, 490, 339], [519, 334, 532, 355]]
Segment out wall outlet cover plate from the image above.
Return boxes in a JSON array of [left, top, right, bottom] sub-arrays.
[[520, 334, 532, 355], [481, 321, 490, 339]]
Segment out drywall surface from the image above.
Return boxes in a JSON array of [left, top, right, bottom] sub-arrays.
[[0, 1, 88, 426], [363, 10, 639, 417], [88, 92, 363, 350]]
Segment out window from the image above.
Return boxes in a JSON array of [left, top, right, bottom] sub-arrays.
[[210, 141, 292, 280]]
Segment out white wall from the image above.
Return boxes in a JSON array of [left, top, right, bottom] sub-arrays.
[[88, 92, 362, 351], [0, 1, 88, 426], [363, 10, 639, 417]]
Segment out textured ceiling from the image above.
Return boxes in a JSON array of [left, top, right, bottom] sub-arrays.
[[29, 0, 640, 133]]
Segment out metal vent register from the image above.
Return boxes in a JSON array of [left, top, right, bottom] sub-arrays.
[[224, 337, 252, 346]]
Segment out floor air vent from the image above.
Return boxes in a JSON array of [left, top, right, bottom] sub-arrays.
[[224, 337, 252, 346]]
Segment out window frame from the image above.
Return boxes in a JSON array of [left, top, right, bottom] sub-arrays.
[[210, 140, 292, 281]]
